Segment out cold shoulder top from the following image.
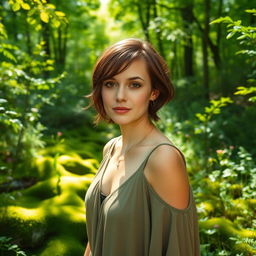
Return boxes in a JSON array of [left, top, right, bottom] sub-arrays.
[[85, 137, 200, 256]]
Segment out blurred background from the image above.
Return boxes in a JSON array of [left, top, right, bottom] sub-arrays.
[[0, 0, 255, 255]]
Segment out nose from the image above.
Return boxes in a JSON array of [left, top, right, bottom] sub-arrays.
[[116, 85, 126, 102]]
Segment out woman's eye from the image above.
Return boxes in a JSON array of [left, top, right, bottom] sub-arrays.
[[104, 81, 116, 88], [130, 82, 141, 88]]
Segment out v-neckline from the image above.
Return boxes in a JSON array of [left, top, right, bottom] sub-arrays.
[[99, 136, 143, 203], [99, 138, 175, 206]]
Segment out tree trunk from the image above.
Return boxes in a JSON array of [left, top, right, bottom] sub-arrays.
[[152, 0, 165, 58], [192, 12, 221, 70], [180, 3, 194, 77], [136, 0, 151, 41], [202, 0, 210, 100]]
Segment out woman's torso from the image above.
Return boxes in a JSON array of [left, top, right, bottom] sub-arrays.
[[85, 136, 200, 256]]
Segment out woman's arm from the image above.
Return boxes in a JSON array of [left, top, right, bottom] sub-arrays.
[[146, 144, 190, 210], [84, 242, 90, 256]]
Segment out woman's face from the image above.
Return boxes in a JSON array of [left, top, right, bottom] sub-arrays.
[[101, 58, 158, 126]]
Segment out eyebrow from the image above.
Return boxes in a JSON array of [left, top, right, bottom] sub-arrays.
[[110, 76, 145, 81], [127, 76, 145, 81]]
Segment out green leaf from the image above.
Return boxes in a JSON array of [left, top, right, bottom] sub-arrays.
[[47, 3, 56, 9], [40, 11, 49, 23], [248, 96, 256, 102], [52, 19, 61, 28], [0, 99, 7, 104], [237, 34, 247, 40], [21, 3, 30, 10], [0, 49, 17, 62], [226, 31, 236, 39], [55, 11, 65, 17], [12, 3, 20, 12], [196, 113, 206, 122], [5, 111, 18, 116], [210, 16, 233, 25], [35, 24, 42, 31], [245, 9, 256, 15]]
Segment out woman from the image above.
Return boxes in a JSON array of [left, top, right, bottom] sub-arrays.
[[84, 38, 200, 256]]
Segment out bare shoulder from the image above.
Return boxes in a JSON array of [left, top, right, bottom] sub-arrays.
[[146, 144, 190, 210], [102, 136, 119, 157], [149, 144, 186, 169]]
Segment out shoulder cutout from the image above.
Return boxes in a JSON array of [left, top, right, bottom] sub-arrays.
[[147, 144, 190, 210]]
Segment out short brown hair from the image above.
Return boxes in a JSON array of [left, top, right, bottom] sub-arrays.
[[86, 38, 175, 124]]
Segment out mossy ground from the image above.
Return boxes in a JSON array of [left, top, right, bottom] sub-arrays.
[[0, 129, 102, 256], [0, 127, 255, 255]]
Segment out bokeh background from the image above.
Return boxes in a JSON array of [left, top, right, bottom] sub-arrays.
[[0, 0, 255, 255]]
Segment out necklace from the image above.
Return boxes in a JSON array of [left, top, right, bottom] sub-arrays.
[[115, 126, 154, 170]]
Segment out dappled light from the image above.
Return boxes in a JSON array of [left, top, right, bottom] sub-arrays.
[[0, 0, 255, 255]]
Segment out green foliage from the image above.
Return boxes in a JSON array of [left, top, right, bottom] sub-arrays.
[[195, 146, 256, 254], [0, 135, 99, 255], [235, 86, 256, 102], [0, 17, 65, 176], [211, 9, 256, 103], [0, 236, 27, 256], [0, 1, 255, 255], [195, 97, 233, 124], [9, 0, 68, 29]]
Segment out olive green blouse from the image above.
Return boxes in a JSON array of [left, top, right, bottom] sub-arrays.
[[85, 137, 200, 256]]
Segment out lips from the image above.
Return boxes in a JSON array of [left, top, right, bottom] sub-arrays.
[[112, 107, 131, 114], [113, 107, 130, 110]]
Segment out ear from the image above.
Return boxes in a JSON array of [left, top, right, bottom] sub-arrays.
[[150, 89, 160, 101]]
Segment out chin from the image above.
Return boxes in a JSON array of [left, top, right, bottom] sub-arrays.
[[111, 118, 131, 126]]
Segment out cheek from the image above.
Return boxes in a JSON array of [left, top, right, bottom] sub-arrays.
[[101, 89, 111, 106], [134, 92, 151, 107]]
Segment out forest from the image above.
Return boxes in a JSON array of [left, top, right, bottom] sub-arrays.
[[0, 0, 255, 255]]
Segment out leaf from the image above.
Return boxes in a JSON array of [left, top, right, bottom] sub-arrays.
[[196, 113, 206, 122], [55, 11, 65, 17], [35, 24, 42, 31], [5, 111, 18, 116], [8, 244, 18, 250], [237, 34, 247, 40], [248, 96, 256, 102], [52, 19, 61, 28], [12, 3, 20, 12], [226, 31, 236, 39], [21, 3, 30, 10], [1, 49, 17, 62], [210, 16, 233, 25], [0, 98, 8, 104], [47, 3, 56, 9], [40, 11, 49, 23], [245, 9, 256, 15]]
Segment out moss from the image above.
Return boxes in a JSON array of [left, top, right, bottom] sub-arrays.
[[32, 235, 84, 256], [197, 201, 215, 217], [32, 156, 56, 180], [0, 210, 47, 248], [200, 217, 256, 254], [0, 127, 107, 255], [0, 179, 87, 250], [22, 178, 57, 200], [58, 155, 98, 175]]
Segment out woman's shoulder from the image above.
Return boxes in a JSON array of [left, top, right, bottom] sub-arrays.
[[144, 134, 189, 210]]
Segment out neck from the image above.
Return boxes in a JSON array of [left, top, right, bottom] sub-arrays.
[[119, 118, 154, 153]]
